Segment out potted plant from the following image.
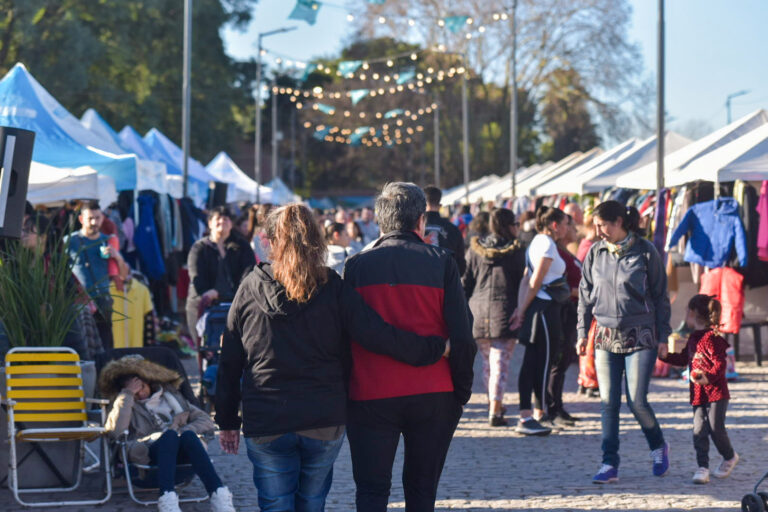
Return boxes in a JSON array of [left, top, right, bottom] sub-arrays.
[[0, 234, 92, 489]]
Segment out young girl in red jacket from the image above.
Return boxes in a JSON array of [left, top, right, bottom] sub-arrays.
[[658, 294, 739, 484]]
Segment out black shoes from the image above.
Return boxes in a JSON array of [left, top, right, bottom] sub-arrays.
[[489, 415, 509, 427]]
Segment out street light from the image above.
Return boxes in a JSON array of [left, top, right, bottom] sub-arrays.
[[181, 0, 192, 198], [726, 90, 750, 124], [509, 0, 518, 199], [255, 26, 297, 203]]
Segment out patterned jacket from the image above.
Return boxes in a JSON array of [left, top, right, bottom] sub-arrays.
[[660, 329, 730, 406]]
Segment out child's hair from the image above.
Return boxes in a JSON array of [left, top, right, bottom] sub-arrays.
[[688, 294, 722, 329]]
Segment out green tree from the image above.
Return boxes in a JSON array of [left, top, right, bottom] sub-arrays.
[[0, 0, 257, 163], [540, 68, 599, 162]]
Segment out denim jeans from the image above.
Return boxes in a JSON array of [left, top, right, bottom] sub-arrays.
[[595, 348, 665, 468], [148, 430, 222, 495], [245, 433, 344, 512]]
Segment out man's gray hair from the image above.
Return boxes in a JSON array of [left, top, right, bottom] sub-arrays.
[[375, 182, 426, 234]]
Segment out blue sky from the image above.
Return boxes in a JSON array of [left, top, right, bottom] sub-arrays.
[[222, 0, 768, 139]]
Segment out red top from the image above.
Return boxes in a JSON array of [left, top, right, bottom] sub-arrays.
[[577, 238, 594, 263], [660, 329, 730, 406], [349, 283, 454, 401]]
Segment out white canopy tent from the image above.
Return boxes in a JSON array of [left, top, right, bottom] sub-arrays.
[[583, 132, 692, 192], [534, 138, 642, 196], [26, 163, 116, 206], [440, 175, 500, 205], [664, 123, 768, 186], [513, 149, 603, 197], [616, 109, 768, 189], [205, 152, 273, 203], [456, 161, 559, 205]]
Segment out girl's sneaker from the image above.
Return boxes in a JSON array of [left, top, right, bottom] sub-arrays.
[[651, 442, 670, 476], [712, 453, 739, 478], [592, 464, 619, 484], [692, 467, 709, 484]]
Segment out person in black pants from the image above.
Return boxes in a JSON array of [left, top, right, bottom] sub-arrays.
[[343, 183, 476, 512]]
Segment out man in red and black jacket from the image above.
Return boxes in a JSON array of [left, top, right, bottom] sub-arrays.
[[343, 182, 476, 512]]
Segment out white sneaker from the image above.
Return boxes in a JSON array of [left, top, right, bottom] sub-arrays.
[[712, 453, 739, 478], [692, 467, 709, 484], [210, 486, 237, 512], [158, 491, 182, 512]]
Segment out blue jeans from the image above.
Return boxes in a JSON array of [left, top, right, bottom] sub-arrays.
[[595, 348, 665, 468], [245, 433, 344, 512]]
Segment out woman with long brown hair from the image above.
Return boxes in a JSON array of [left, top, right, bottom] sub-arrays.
[[215, 204, 447, 512]]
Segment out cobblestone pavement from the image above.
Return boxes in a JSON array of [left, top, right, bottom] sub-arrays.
[[4, 349, 767, 511]]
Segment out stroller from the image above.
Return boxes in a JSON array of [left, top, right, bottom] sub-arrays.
[[742, 472, 768, 511], [196, 302, 231, 413]]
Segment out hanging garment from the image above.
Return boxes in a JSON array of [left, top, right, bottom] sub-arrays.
[[653, 189, 668, 260], [758, 181, 768, 262], [134, 195, 167, 279], [668, 198, 748, 269], [699, 267, 745, 335], [734, 183, 768, 288], [111, 279, 154, 349]]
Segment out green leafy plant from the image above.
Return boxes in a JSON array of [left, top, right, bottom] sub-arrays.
[[0, 237, 87, 348]]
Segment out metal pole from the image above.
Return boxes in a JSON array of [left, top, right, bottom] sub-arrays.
[[181, 0, 192, 198], [255, 37, 263, 204], [656, 0, 665, 195], [726, 96, 732, 125], [290, 107, 296, 189], [510, 0, 518, 199], [434, 102, 440, 188], [461, 56, 470, 204], [271, 76, 278, 182]]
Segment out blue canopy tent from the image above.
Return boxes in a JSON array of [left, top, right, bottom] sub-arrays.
[[0, 63, 145, 196], [144, 128, 213, 206], [81, 108, 168, 194]]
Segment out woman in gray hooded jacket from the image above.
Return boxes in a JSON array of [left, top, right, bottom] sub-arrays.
[[577, 200, 671, 484]]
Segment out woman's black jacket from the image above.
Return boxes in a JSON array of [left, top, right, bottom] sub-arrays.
[[214, 263, 447, 437], [186, 233, 255, 307], [462, 235, 526, 339]]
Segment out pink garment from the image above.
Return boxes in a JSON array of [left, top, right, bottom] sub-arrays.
[[122, 217, 136, 252], [576, 237, 594, 263], [757, 180, 768, 262], [699, 267, 745, 335]]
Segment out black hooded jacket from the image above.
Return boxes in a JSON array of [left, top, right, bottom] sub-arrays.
[[463, 235, 526, 339], [215, 263, 447, 437]]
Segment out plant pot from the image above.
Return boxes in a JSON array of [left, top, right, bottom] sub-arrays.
[[0, 367, 81, 489]]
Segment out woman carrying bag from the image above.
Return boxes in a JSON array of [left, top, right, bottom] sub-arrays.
[[509, 206, 570, 436]]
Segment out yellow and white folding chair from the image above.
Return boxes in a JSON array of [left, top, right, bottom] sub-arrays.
[[4, 347, 112, 507]]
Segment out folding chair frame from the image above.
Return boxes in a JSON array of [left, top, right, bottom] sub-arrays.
[[4, 347, 112, 507], [118, 431, 209, 506]]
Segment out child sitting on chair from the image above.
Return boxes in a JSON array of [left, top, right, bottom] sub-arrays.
[[100, 355, 236, 512], [658, 294, 739, 484]]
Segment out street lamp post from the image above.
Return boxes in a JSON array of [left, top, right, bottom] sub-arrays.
[[510, 0, 518, 199], [461, 52, 470, 204], [726, 90, 750, 124], [433, 100, 440, 188], [656, 0, 665, 196], [271, 75, 278, 182], [181, 0, 192, 198], [255, 26, 296, 203]]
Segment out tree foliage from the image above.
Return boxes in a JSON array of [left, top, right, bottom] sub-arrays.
[[0, 0, 257, 163]]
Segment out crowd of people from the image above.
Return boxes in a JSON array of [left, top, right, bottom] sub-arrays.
[[4, 180, 744, 512]]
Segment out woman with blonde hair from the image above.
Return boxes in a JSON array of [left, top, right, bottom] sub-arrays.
[[215, 204, 447, 512]]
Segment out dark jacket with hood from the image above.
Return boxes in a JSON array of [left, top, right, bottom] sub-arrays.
[[214, 263, 447, 438], [463, 235, 526, 339], [186, 233, 256, 309]]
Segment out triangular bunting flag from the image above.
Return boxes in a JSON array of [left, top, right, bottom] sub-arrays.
[[350, 89, 370, 105], [289, 0, 321, 26]]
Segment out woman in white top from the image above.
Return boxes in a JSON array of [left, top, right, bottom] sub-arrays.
[[509, 206, 569, 436]]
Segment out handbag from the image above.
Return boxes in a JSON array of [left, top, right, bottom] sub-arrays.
[[542, 276, 571, 304]]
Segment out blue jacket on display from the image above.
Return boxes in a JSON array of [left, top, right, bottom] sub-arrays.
[[134, 195, 167, 279], [668, 197, 748, 269]]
